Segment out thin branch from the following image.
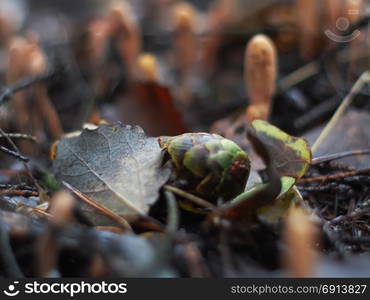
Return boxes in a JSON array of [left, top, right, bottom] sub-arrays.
[[0, 71, 54, 105], [0, 183, 37, 191], [0, 145, 29, 162], [330, 198, 370, 225], [0, 127, 41, 190], [0, 133, 36, 142], [312, 149, 370, 165], [62, 181, 132, 231], [164, 185, 216, 209], [0, 189, 38, 197], [298, 167, 370, 183]]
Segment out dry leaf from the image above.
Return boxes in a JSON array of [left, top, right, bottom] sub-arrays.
[[53, 123, 170, 217]]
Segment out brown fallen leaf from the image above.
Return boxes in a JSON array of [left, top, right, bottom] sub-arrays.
[[304, 109, 370, 169], [53, 123, 170, 217], [125, 81, 189, 136]]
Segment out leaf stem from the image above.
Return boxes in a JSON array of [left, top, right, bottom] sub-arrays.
[[164, 185, 215, 209]]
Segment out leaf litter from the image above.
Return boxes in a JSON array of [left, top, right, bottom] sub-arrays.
[[53, 123, 170, 219]]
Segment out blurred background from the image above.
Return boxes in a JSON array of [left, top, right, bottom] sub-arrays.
[[0, 0, 370, 156]]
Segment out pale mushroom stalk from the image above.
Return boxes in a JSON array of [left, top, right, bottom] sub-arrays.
[[109, 1, 141, 81], [296, 0, 321, 60], [172, 2, 198, 106], [245, 34, 277, 122]]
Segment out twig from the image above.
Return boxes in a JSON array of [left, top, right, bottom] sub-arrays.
[[0, 183, 37, 191], [278, 61, 319, 93], [312, 149, 370, 165], [330, 198, 370, 225], [163, 185, 216, 209], [0, 144, 29, 161], [0, 133, 36, 142], [0, 72, 53, 105], [0, 127, 41, 191], [311, 71, 370, 154], [298, 167, 370, 183], [0, 189, 38, 197], [62, 181, 132, 231]]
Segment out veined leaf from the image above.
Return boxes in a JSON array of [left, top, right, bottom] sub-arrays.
[[53, 123, 170, 216], [251, 120, 312, 179]]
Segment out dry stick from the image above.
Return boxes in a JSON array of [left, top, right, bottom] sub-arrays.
[[278, 61, 319, 93], [0, 72, 53, 105], [0, 144, 29, 161], [312, 149, 370, 165], [298, 167, 370, 183], [62, 181, 132, 231], [0, 133, 36, 141], [0, 189, 38, 197], [0, 183, 37, 191], [0, 127, 42, 193], [164, 185, 216, 209], [330, 198, 370, 225], [311, 71, 370, 154], [27, 206, 52, 219]]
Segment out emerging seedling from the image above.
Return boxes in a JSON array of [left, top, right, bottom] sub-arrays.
[[172, 2, 198, 81], [323, 0, 344, 35], [137, 53, 159, 82], [6, 34, 62, 149], [108, 1, 141, 80], [0, 13, 15, 46], [282, 208, 317, 277], [245, 34, 277, 122], [201, 0, 233, 75], [296, 0, 320, 60], [345, 0, 363, 24]]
